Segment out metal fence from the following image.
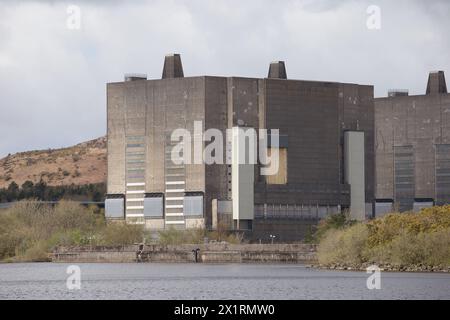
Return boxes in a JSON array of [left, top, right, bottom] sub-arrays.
[[254, 204, 339, 220]]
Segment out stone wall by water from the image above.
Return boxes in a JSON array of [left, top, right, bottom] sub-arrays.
[[51, 244, 317, 264]]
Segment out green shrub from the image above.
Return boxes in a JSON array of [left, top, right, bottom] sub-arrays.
[[0, 200, 105, 261], [317, 205, 450, 268], [317, 223, 369, 265], [312, 211, 356, 242], [157, 226, 244, 245], [158, 227, 205, 245], [98, 222, 146, 246], [20, 241, 51, 262]]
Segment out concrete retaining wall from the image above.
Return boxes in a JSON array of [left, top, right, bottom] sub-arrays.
[[51, 244, 317, 264]]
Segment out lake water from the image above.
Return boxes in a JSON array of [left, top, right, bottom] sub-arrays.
[[0, 263, 448, 300]]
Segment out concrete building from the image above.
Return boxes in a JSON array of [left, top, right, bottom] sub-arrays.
[[375, 71, 450, 214], [106, 54, 375, 241]]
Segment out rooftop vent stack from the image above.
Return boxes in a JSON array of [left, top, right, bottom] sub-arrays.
[[388, 89, 409, 97], [268, 61, 287, 79], [162, 54, 184, 79], [124, 73, 147, 82], [426, 71, 447, 95]]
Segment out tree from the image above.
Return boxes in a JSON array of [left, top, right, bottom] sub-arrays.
[[21, 181, 34, 198], [6, 181, 19, 201], [34, 179, 47, 200]]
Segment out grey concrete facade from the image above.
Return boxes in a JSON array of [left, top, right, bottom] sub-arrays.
[[106, 54, 375, 234], [375, 71, 450, 213]]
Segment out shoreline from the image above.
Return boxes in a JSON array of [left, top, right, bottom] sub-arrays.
[[2, 244, 448, 273], [312, 264, 450, 273], [1, 260, 450, 274]]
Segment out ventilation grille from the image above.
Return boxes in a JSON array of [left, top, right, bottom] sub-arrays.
[[394, 146, 415, 211]]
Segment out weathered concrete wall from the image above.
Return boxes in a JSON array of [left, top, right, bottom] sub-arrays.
[[204, 77, 229, 228], [51, 244, 317, 264], [375, 88, 450, 209], [52, 246, 137, 263], [106, 83, 126, 194], [107, 56, 375, 230], [257, 79, 374, 208]]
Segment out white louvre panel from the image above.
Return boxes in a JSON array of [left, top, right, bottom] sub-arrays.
[[165, 220, 185, 225], [127, 182, 146, 187], [126, 206, 144, 210], [166, 197, 184, 201], [164, 136, 185, 227], [127, 190, 145, 194], [125, 136, 146, 219], [126, 181, 145, 219], [165, 189, 185, 193], [166, 205, 183, 209], [165, 212, 184, 217], [126, 213, 145, 218]]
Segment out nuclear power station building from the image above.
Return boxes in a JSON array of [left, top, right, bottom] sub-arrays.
[[375, 71, 450, 214], [105, 54, 375, 241]]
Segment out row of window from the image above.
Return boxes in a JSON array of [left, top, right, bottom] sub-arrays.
[[105, 195, 203, 219]]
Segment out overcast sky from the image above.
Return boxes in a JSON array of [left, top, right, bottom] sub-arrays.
[[0, 0, 449, 157]]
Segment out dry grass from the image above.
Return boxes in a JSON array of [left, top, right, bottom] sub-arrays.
[[157, 222, 244, 246], [0, 200, 148, 261]]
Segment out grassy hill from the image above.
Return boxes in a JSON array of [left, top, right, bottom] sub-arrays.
[[0, 137, 107, 189]]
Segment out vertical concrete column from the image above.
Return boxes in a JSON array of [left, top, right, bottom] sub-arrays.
[[344, 131, 366, 221], [212, 199, 218, 230], [231, 127, 255, 228]]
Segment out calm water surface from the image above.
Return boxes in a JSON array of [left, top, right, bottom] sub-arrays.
[[0, 263, 448, 300]]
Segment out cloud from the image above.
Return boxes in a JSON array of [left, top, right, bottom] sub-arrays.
[[0, 0, 449, 157]]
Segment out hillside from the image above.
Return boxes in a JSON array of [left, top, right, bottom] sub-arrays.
[[0, 137, 107, 189]]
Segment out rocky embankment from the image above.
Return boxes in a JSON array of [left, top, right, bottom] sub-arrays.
[[315, 263, 450, 273]]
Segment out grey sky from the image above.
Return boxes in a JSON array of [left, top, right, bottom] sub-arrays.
[[0, 0, 449, 157]]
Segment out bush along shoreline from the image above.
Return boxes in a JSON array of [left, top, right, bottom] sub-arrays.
[[0, 201, 243, 263], [1, 200, 449, 271], [314, 206, 450, 273]]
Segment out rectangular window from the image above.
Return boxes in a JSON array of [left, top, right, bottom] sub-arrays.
[[184, 195, 203, 217], [266, 148, 287, 185], [144, 194, 164, 218], [105, 195, 125, 219]]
